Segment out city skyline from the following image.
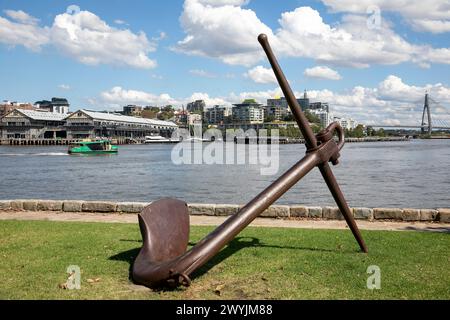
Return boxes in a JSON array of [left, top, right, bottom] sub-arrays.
[[1, 0, 450, 126]]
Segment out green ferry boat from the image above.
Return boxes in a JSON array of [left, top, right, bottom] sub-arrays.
[[68, 140, 118, 154]]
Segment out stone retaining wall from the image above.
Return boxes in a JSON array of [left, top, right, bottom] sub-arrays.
[[0, 200, 449, 223]]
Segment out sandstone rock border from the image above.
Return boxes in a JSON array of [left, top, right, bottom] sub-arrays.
[[0, 200, 448, 223]]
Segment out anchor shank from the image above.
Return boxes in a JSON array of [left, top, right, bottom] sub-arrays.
[[179, 150, 321, 276]]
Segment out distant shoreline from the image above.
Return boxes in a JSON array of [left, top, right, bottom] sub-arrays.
[[0, 136, 417, 146], [2, 135, 450, 147]]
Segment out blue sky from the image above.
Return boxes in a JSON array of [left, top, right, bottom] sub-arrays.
[[0, 0, 449, 125]]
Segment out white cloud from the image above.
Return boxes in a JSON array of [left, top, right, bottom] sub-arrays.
[[228, 88, 283, 104], [175, 0, 274, 66], [114, 19, 127, 25], [378, 75, 450, 104], [158, 31, 167, 40], [411, 19, 450, 33], [0, 12, 49, 51], [320, 0, 450, 34], [51, 10, 157, 69], [98, 87, 230, 108], [305, 76, 450, 125], [304, 66, 342, 80], [244, 66, 277, 84], [276, 8, 413, 68], [58, 84, 71, 90], [176, 2, 450, 68], [377, 75, 424, 102], [189, 69, 217, 78], [188, 92, 228, 106], [100, 87, 178, 107], [0, 9, 157, 69], [152, 31, 167, 41], [95, 76, 450, 125], [4, 9, 39, 25]]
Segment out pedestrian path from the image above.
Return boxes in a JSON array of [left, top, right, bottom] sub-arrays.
[[1, 210, 449, 233]]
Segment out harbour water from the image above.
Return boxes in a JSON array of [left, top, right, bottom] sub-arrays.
[[0, 139, 449, 208]]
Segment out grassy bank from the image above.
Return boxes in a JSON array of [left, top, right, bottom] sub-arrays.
[[0, 220, 448, 299]]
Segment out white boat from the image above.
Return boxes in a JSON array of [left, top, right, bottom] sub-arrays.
[[144, 135, 177, 144], [143, 135, 213, 144], [185, 137, 213, 142]]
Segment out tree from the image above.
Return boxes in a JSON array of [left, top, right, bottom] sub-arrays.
[[352, 124, 365, 138], [287, 126, 301, 138], [283, 114, 294, 122], [265, 115, 275, 123], [162, 105, 174, 113], [311, 124, 321, 134], [305, 110, 321, 125], [366, 126, 375, 137], [141, 109, 158, 119], [377, 128, 386, 137], [157, 105, 175, 120]]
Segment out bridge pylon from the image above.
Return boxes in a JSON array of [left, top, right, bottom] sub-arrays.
[[421, 93, 432, 134]]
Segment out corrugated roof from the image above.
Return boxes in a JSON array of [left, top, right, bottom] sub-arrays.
[[77, 110, 177, 127], [12, 109, 66, 121]]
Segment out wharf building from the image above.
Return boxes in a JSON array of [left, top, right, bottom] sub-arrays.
[[0, 109, 178, 145], [65, 110, 178, 141], [0, 109, 67, 141]]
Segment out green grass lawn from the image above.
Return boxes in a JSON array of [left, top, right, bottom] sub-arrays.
[[0, 220, 449, 300]]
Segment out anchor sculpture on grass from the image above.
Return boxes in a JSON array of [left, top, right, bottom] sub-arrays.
[[132, 34, 368, 288]]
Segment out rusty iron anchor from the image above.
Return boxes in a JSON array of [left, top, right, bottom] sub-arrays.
[[132, 34, 368, 288]]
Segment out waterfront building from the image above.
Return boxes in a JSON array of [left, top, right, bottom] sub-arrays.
[[187, 100, 205, 114], [123, 105, 143, 116], [187, 113, 202, 125], [174, 110, 202, 126], [64, 109, 178, 140], [232, 100, 264, 124], [334, 117, 358, 130], [0, 101, 35, 118], [264, 105, 285, 121], [0, 109, 66, 140], [267, 96, 306, 111], [174, 110, 187, 125], [310, 109, 334, 128], [204, 105, 232, 124], [34, 98, 70, 114], [298, 90, 310, 111], [308, 102, 329, 112], [266, 90, 310, 115], [267, 97, 289, 109]]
